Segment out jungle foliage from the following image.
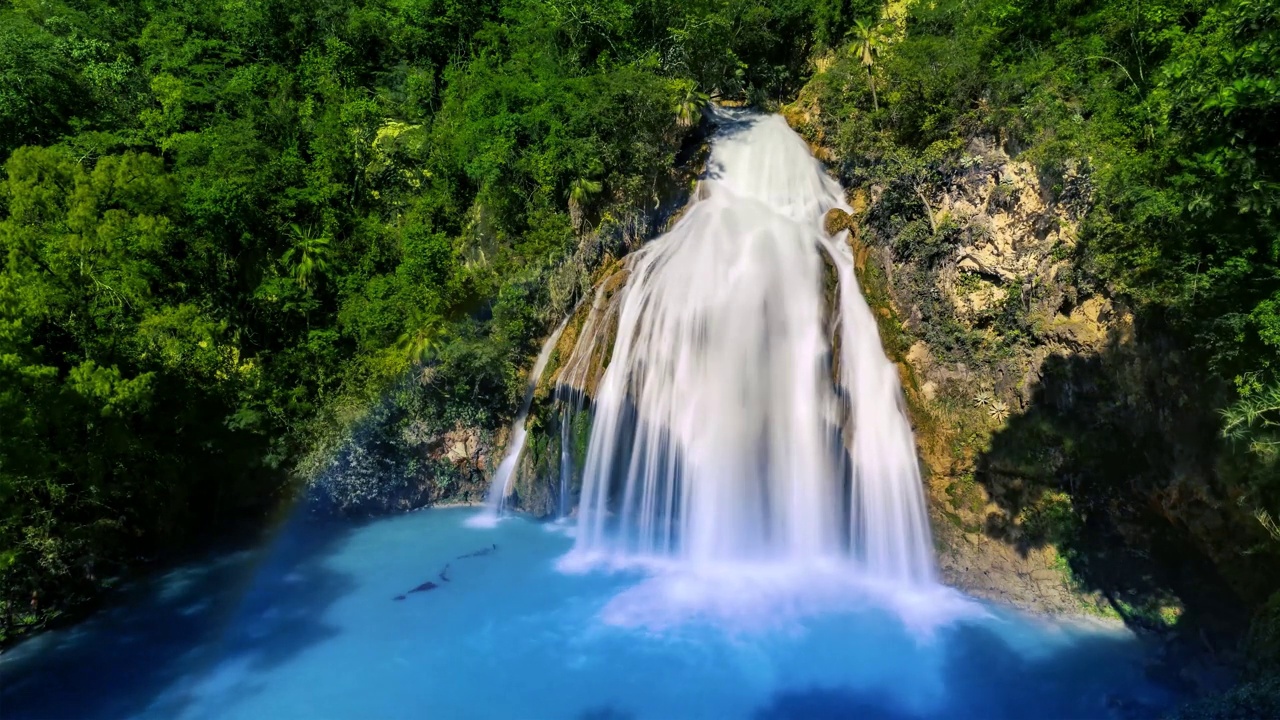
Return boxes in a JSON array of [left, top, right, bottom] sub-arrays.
[[0, 0, 868, 641], [4, 0, 1277, 681], [811, 0, 1277, 410], [808, 0, 1278, 547]]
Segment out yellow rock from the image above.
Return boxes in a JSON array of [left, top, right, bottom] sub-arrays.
[[824, 208, 853, 236]]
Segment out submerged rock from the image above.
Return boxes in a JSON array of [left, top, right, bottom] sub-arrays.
[[457, 544, 497, 559]]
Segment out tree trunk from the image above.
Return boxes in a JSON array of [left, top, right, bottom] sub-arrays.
[[914, 183, 936, 234], [868, 67, 878, 111], [569, 198, 584, 232]]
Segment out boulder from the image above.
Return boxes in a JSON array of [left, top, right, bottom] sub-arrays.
[[824, 208, 854, 236]]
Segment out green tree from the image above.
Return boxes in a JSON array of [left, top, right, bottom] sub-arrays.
[[849, 17, 887, 111], [0, 0, 842, 642], [283, 224, 332, 294], [674, 82, 711, 129], [568, 177, 603, 231]]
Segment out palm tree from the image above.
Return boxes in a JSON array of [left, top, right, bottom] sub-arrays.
[[283, 224, 330, 293], [850, 18, 888, 111], [674, 84, 710, 129], [568, 177, 602, 232], [396, 312, 446, 380]]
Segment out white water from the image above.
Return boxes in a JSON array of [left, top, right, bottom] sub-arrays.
[[474, 314, 572, 524], [565, 111, 934, 584]]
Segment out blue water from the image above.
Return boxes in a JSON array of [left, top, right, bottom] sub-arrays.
[[1, 508, 1176, 719]]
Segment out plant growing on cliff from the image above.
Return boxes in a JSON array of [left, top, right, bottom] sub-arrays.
[[848, 18, 887, 111], [568, 178, 603, 232], [1223, 381, 1280, 460], [674, 82, 710, 128], [988, 400, 1009, 422]]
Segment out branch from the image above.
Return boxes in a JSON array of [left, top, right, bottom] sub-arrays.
[[958, 251, 1018, 283], [1082, 56, 1138, 87], [913, 183, 937, 234]]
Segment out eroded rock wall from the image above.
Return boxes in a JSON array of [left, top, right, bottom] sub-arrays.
[[856, 145, 1118, 615], [785, 102, 1268, 681]]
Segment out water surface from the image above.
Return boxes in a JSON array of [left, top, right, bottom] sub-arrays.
[[1, 508, 1176, 719]]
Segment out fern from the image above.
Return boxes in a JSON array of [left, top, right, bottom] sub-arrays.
[[1222, 381, 1280, 458]]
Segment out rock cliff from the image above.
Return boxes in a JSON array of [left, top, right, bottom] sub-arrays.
[[785, 95, 1265, 693]]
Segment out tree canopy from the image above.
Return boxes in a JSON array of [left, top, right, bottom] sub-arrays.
[[0, 0, 867, 641]]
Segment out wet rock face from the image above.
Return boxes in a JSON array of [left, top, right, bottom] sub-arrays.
[[865, 151, 1130, 617], [305, 419, 493, 517], [937, 533, 1101, 616], [504, 261, 628, 519], [780, 115, 1121, 616]]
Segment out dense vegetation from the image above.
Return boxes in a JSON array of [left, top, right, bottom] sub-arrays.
[[0, 0, 875, 641]]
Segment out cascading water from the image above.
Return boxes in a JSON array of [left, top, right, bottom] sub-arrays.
[[561, 110, 935, 585], [474, 314, 572, 523]]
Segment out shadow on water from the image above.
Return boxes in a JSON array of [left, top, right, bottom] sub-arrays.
[[754, 622, 1171, 720], [755, 687, 920, 720], [700, 111, 763, 183], [0, 514, 362, 720]]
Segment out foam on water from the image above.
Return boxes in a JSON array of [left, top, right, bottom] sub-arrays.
[[581, 560, 984, 638]]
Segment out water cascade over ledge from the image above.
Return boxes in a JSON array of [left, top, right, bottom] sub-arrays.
[[509, 110, 933, 586], [474, 314, 573, 524], [0, 115, 1181, 720]]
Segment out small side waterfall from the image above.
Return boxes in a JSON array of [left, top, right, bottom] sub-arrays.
[[475, 314, 572, 522], [554, 111, 934, 585]]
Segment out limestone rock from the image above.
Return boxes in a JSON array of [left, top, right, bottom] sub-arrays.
[[1047, 296, 1112, 350], [826, 135, 1123, 619], [824, 207, 854, 236]]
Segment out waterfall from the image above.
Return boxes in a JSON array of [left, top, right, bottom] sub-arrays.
[[559, 110, 934, 585], [475, 314, 572, 523]]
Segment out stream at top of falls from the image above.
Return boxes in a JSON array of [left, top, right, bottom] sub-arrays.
[[0, 112, 1183, 720]]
